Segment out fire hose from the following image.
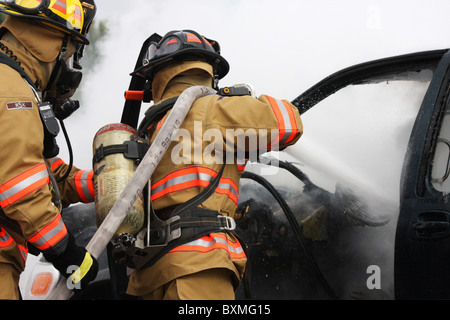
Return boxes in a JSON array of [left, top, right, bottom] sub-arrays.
[[47, 86, 216, 300]]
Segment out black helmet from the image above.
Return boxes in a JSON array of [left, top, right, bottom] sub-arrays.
[[131, 29, 229, 81]]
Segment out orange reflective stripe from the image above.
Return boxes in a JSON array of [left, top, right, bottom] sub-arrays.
[[169, 233, 246, 259], [18, 244, 28, 262], [151, 166, 239, 204], [52, 0, 67, 15], [216, 176, 239, 204], [0, 163, 49, 208], [282, 100, 298, 143], [50, 158, 65, 171], [156, 179, 210, 197], [186, 32, 202, 43], [0, 230, 28, 262], [266, 95, 300, 147], [151, 166, 213, 189], [167, 39, 178, 45], [28, 214, 67, 251], [74, 170, 95, 203], [0, 228, 14, 248], [86, 170, 95, 200], [48, 0, 83, 31], [156, 113, 167, 130], [267, 95, 285, 133], [237, 158, 249, 172], [72, 3, 82, 22]]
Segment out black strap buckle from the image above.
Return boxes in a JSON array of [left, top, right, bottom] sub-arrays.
[[123, 140, 148, 160], [93, 140, 149, 165], [150, 215, 182, 246], [218, 215, 236, 231]]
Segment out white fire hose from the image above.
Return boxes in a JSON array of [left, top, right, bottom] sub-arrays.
[[47, 86, 216, 300]]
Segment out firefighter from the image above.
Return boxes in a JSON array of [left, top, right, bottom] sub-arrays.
[[125, 30, 303, 300], [0, 0, 98, 299]]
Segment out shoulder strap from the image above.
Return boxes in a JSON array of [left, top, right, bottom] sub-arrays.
[[137, 96, 179, 136]]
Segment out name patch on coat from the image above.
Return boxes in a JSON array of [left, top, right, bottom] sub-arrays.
[[6, 101, 33, 110]]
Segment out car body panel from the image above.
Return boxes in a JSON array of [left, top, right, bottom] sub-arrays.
[[394, 50, 450, 299]]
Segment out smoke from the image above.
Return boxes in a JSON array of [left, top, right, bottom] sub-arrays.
[[57, 0, 450, 170], [289, 78, 431, 207]]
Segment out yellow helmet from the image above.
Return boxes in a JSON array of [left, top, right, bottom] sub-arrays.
[[0, 0, 96, 44]]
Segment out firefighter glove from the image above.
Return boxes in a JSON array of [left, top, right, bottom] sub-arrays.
[[44, 233, 99, 295]]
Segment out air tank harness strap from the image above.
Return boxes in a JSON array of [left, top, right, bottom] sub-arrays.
[[92, 140, 149, 167], [137, 96, 179, 137]]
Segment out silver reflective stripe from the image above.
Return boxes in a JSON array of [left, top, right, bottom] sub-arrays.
[[29, 218, 65, 249], [218, 181, 238, 198], [0, 169, 48, 204], [54, 0, 67, 9], [152, 172, 212, 195], [274, 98, 295, 144], [0, 229, 11, 244], [79, 171, 94, 202], [19, 245, 28, 261], [183, 235, 244, 255], [152, 170, 238, 198]]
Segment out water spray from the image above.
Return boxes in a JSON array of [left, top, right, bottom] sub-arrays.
[[262, 150, 394, 227]]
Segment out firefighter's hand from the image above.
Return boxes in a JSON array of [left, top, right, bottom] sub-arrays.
[[44, 233, 98, 296]]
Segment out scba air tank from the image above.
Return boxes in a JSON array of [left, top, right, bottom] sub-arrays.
[[93, 123, 146, 237]]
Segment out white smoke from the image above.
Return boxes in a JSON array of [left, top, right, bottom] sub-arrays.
[[58, 0, 450, 170]]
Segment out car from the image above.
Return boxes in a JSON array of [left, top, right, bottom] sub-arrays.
[[19, 48, 450, 300]]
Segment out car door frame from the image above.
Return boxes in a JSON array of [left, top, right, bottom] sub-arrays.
[[394, 49, 450, 300], [292, 49, 446, 114]]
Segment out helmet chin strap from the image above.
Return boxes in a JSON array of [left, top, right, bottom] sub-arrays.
[[213, 74, 219, 90]]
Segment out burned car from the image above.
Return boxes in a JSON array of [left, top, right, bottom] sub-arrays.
[[20, 48, 450, 300]]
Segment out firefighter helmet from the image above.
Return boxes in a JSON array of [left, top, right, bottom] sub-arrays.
[[131, 29, 229, 81], [0, 0, 96, 44]]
